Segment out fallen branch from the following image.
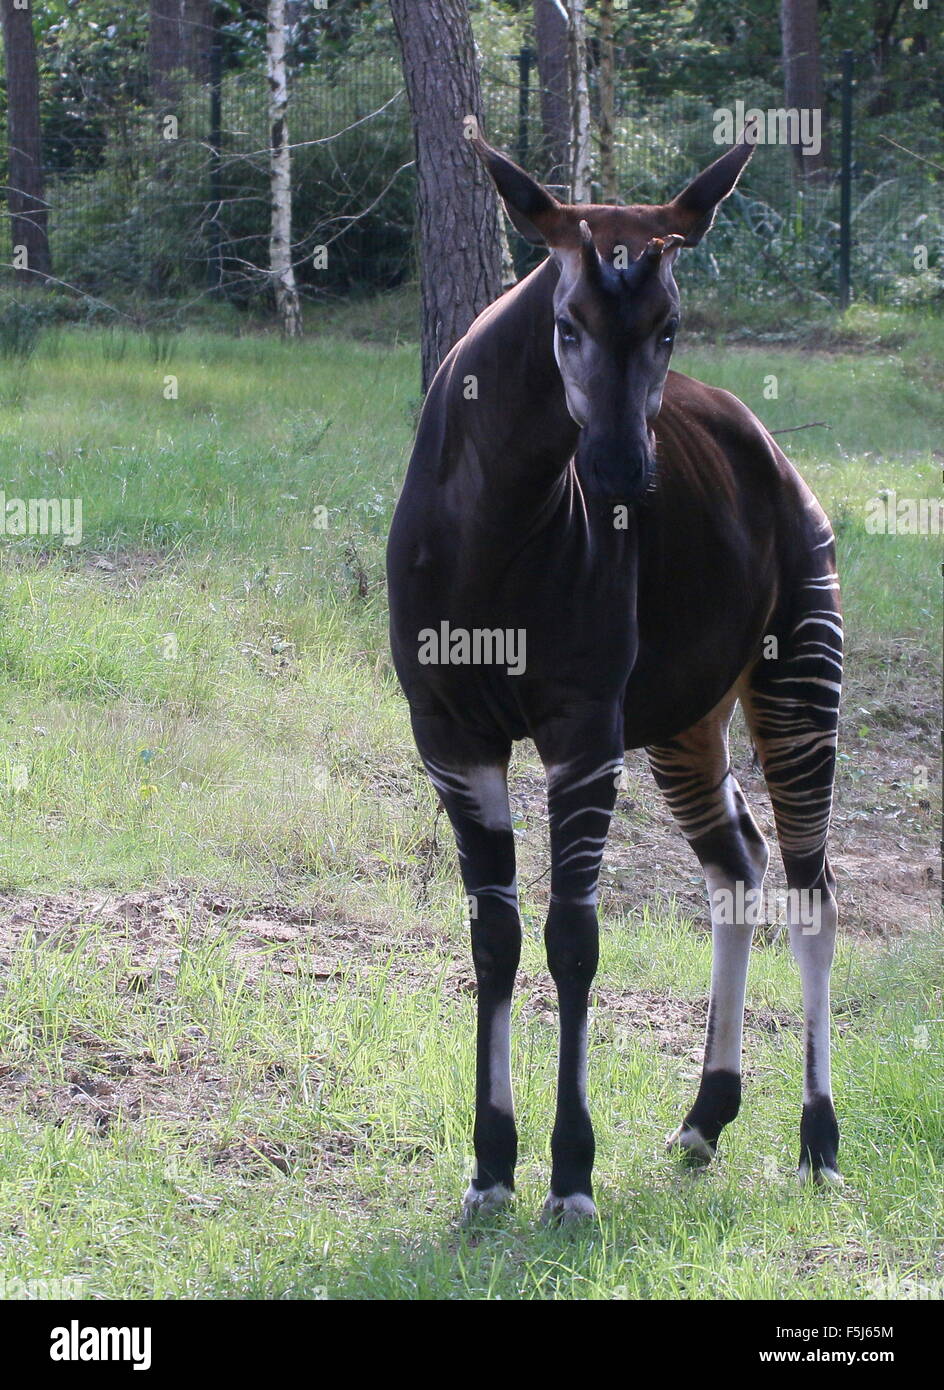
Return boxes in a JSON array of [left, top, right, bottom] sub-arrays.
[[770, 421, 831, 434]]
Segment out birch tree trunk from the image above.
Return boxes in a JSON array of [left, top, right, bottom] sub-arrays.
[[597, 0, 617, 202], [1, 0, 52, 283], [267, 0, 302, 337], [566, 0, 592, 201]]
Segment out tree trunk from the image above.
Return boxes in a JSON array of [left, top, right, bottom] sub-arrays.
[[267, 0, 302, 336], [779, 0, 829, 174], [149, 2, 213, 97], [183, 0, 214, 84], [389, 0, 502, 394], [566, 0, 592, 201], [533, 0, 569, 185], [1, 0, 52, 283], [149, 0, 183, 109], [597, 0, 617, 202], [867, 1, 905, 117]]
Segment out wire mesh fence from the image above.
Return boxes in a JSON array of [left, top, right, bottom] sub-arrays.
[[4, 43, 942, 313]]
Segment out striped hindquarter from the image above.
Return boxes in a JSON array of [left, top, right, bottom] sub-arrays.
[[648, 554, 843, 1181], [741, 566, 843, 1183]]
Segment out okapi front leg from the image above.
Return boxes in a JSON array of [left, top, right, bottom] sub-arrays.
[[537, 725, 624, 1223], [412, 722, 521, 1218]]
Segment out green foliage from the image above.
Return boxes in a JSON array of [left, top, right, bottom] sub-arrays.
[[0, 299, 45, 360], [1, 0, 939, 313], [210, 67, 415, 298], [38, 67, 415, 303]]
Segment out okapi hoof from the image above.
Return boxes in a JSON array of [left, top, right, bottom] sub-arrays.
[[798, 1096, 841, 1188], [798, 1159, 843, 1189], [665, 1122, 716, 1166], [541, 1192, 597, 1226], [461, 1182, 513, 1224]]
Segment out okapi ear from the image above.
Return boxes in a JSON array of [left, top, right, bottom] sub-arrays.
[[469, 130, 565, 245], [668, 123, 758, 246]]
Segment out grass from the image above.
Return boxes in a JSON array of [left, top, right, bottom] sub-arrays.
[[0, 904, 940, 1299], [0, 301, 941, 1299]]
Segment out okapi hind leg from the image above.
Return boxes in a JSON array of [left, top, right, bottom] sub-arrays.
[[410, 714, 521, 1220], [739, 585, 843, 1186], [647, 695, 770, 1166]]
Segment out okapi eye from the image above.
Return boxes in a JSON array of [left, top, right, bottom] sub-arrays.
[[557, 317, 578, 346], [661, 319, 679, 346]]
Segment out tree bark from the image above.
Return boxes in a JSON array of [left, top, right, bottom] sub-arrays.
[[149, 1, 214, 99], [566, 0, 592, 201], [1, 0, 52, 283], [183, 0, 214, 84], [779, 0, 829, 174], [149, 0, 183, 109], [267, 0, 302, 336], [597, 0, 617, 202], [389, 0, 502, 394], [533, 0, 569, 185]]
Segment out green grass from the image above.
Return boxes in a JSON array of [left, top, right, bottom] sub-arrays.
[[0, 905, 939, 1299], [0, 323, 416, 558], [0, 307, 941, 1299]]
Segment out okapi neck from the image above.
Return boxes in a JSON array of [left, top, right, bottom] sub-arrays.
[[436, 256, 579, 498]]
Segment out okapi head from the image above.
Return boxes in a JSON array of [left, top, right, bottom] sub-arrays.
[[471, 125, 757, 502]]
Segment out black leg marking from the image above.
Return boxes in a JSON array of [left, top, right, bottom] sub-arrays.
[[800, 1092, 840, 1183], [679, 1070, 742, 1159], [545, 901, 598, 1200]]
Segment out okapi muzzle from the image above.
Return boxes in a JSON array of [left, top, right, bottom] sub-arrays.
[[388, 118, 844, 1224]]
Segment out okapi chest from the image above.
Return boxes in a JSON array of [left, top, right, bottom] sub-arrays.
[[387, 128, 843, 1221]]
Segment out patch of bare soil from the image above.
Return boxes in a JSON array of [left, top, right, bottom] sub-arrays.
[[0, 883, 783, 1147], [0, 890, 437, 1157], [2, 547, 171, 589], [83, 550, 170, 590]]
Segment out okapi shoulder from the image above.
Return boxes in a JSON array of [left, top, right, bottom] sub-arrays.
[[660, 371, 794, 475]]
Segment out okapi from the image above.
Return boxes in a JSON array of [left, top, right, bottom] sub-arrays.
[[387, 126, 842, 1222]]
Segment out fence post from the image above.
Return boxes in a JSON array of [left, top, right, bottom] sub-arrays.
[[207, 7, 224, 295], [839, 48, 853, 311]]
